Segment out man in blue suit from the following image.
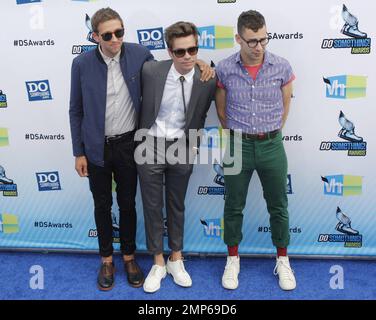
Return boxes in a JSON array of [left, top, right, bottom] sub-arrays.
[[69, 7, 153, 291]]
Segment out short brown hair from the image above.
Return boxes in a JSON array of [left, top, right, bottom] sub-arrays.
[[237, 10, 266, 34], [91, 7, 124, 33], [164, 21, 199, 49]]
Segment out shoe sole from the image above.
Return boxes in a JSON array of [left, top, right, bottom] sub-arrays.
[[172, 279, 192, 287], [279, 283, 296, 291], [280, 286, 296, 291], [97, 283, 114, 291], [143, 286, 160, 293], [143, 281, 162, 293], [222, 281, 238, 290], [222, 286, 238, 290], [129, 278, 145, 288]]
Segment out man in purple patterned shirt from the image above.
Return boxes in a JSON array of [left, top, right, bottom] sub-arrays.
[[215, 9, 296, 291]]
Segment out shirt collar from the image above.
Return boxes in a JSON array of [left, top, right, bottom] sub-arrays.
[[170, 63, 195, 83], [235, 50, 275, 66], [98, 45, 121, 65]]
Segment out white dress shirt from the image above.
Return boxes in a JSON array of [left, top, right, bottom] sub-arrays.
[[149, 64, 195, 139], [99, 45, 136, 136]]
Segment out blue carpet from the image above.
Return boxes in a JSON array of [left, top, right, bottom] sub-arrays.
[[0, 251, 375, 300]]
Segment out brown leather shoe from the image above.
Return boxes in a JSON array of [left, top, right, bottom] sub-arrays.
[[97, 262, 115, 291], [124, 259, 144, 288]]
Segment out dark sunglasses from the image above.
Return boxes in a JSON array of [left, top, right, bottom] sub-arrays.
[[171, 46, 199, 58], [100, 28, 125, 41]]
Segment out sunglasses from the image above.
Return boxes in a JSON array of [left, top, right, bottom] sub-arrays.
[[171, 46, 199, 58], [100, 28, 125, 41]]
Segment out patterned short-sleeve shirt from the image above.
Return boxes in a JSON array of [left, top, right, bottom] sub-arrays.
[[216, 50, 294, 134]]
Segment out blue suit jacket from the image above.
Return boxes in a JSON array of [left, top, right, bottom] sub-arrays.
[[69, 42, 153, 166]]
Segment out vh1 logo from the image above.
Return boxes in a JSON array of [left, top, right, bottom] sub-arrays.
[[200, 218, 224, 239], [323, 75, 367, 99]]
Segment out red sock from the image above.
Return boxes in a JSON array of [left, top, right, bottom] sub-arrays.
[[228, 245, 238, 257], [277, 247, 287, 257]]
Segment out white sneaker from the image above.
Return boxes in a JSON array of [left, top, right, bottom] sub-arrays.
[[222, 256, 240, 290], [143, 264, 167, 293], [273, 256, 296, 290], [166, 258, 192, 287]]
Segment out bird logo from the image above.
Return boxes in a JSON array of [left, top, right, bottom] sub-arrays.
[[341, 4, 367, 38], [338, 111, 363, 142], [213, 163, 225, 186], [200, 219, 208, 227], [0, 90, 7, 108], [111, 212, 119, 232], [0, 166, 13, 185], [85, 14, 98, 44], [335, 207, 359, 235]]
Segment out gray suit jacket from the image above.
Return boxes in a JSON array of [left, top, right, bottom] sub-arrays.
[[139, 60, 216, 136]]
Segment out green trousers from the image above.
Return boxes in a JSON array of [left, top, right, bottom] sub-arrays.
[[223, 132, 290, 248]]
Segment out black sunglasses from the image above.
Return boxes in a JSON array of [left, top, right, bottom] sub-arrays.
[[100, 28, 125, 41], [171, 46, 199, 58]]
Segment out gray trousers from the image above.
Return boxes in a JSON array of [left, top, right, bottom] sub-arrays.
[[136, 137, 194, 255]]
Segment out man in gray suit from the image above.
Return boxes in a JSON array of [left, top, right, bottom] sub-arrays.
[[135, 21, 216, 293]]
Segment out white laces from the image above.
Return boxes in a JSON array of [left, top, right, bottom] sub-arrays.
[[150, 265, 165, 277], [273, 258, 294, 279], [224, 258, 238, 278], [172, 259, 188, 276]]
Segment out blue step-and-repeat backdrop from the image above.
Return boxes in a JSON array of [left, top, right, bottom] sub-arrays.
[[1, 0, 375, 257]]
